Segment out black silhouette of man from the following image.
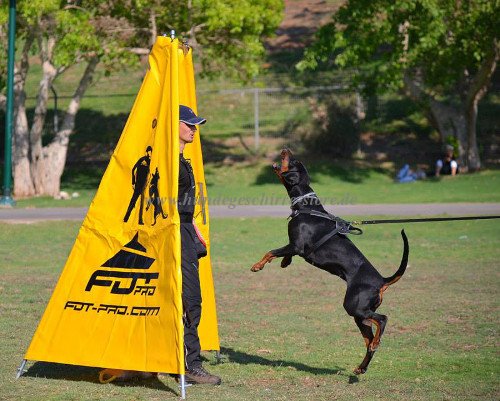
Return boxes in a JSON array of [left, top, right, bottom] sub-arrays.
[[123, 146, 152, 225]]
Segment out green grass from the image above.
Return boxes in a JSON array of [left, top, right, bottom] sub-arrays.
[[0, 217, 499, 400], [13, 163, 500, 208]]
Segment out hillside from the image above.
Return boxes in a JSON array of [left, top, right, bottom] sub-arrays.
[[266, 0, 341, 52]]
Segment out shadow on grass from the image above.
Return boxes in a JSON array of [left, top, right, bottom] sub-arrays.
[[307, 161, 387, 184], [200, 136, 247, 164], [24, 362, 178, 394], [61, 164, 107, 190], [220, 346, 358, 383], [253, 157, 388, 185]]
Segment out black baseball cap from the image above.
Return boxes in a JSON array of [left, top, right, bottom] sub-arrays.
[[179, 105, 206, 125]]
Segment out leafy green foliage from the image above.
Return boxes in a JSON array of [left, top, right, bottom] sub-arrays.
[[2, 0, 283, 90], [303, 95, 361, 157], [195, 0, 283, 79], [90, 0, 284, 80], [53, 10, 100, 67], [299, 0, 499, 96]]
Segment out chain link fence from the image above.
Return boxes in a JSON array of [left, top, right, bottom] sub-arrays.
[[196, 85, 350, 151], [196, 84, 498, 164], [16, 81, 498, 164]]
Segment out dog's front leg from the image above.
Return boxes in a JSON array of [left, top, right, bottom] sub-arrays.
[[251, 244, 295, 272]]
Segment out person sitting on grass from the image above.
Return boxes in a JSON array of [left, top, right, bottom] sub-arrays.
[[396, 164, 426, 183], [435, 144, 459, 177]]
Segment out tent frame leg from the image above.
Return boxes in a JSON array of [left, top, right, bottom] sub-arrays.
[[16, 359, 27, 379], [180, 374, 186, 399]]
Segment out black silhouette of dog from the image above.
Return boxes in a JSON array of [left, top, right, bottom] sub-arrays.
[[146, 168, 167, 226], [251, 149, 409, 374]]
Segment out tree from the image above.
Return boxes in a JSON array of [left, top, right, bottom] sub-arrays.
[[0, 0, 137, 197], [0, 0, 283, 198], [93, 0, 284, 80], [298, 0, 499, 170]]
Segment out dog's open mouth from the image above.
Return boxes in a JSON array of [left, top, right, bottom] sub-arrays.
[[273, 149, 292, 179]]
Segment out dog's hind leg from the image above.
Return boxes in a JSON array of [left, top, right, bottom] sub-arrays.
[[366, 313, 388, 351], [353, 317, 375, 375], [251, 244, 295, 272]]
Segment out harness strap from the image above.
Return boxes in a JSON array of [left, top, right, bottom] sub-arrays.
[[303, 227, 340, 257], [293, 209, 363, 257], [309, 209, 335, 219], [290, 192, 318, 207]]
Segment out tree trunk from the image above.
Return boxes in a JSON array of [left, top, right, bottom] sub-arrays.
[[33, 141, 69, 196], [427, 99, 468, 169], [29, 60, 57, 195], [404, 72, 472, 171], [466, 100, 481, 171], [12, 34, 35, 197], [149, 8, 157, 46], [13, 98, 34, 197], [30, 56, 99, 197], [463, 40, 498, 171]]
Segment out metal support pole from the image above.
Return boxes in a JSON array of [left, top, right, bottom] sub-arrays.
[[197, 182, 207, 225], [16, 359, 26, 379], [1, 0, 16, 207], [254, 88, 259, 151], [180, 374, 186, 399]]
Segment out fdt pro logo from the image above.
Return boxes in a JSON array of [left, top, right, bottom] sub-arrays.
[[86, 233, 159, 295]]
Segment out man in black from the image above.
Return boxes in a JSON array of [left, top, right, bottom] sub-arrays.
[[123, 146, 152, 224], [435, 144, 459, 176], [178, 105, 221, 385]]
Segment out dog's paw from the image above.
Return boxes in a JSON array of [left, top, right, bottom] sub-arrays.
[[250, 263, 263, 272], [281, 256, 292, 268], [353, 367, 366, 375]]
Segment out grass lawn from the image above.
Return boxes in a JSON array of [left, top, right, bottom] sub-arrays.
[[13, 164, 500, 208], [0, 217, 498, 400]]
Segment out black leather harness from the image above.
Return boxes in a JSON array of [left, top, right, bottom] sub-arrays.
[[289, 194, 363, 257]]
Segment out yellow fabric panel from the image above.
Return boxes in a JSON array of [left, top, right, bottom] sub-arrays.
[[25, 37, 187, 374], [178, 47, 220, 351]]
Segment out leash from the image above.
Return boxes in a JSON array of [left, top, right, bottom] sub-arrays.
[[350, 215, 500, 226], [293, 211, 500, 257], [288, 193, 500, 256]]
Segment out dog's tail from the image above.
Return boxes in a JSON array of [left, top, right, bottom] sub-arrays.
[[383, 229, 409, 286]]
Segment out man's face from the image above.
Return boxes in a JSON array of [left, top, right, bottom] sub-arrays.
[[179, 122, 197, 145]]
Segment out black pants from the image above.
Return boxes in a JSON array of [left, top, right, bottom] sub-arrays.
[[180, 223, 204, 369]]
